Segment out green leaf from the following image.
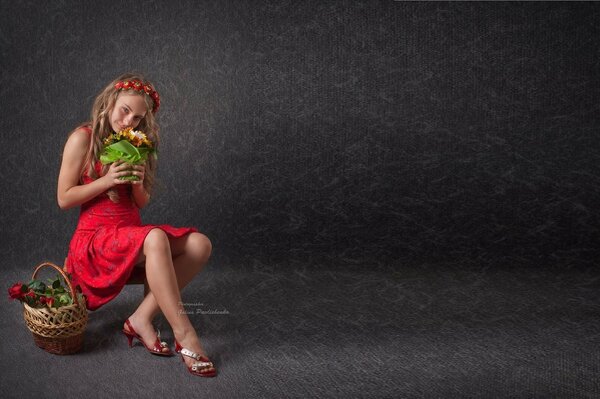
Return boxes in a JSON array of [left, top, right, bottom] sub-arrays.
[[52, 279, 61, 289], [58, 293, 71, 305], [29, 280, 46, 293], [100, 139, 155, 166], [119, 175, 140, 181]]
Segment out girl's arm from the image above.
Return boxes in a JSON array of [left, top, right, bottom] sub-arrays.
[[132, 181, 150, 209], [57, 128, 130, 210]]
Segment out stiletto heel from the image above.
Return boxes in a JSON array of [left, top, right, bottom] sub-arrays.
[[122, 319, 173, 356], [124, 331, 135, 348], [175, 340, 217, 377]]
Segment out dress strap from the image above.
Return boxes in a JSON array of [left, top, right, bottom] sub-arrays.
[[75, 123, 92, 134]]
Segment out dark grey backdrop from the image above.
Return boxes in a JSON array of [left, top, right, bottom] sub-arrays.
[[3, 1, 600, 398], [1, 0, 599, 270]]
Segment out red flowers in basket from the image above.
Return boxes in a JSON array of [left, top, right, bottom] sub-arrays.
[[8, 274, 83, 309]]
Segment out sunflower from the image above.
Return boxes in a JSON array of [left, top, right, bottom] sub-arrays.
[[104, 127, 153, 148]]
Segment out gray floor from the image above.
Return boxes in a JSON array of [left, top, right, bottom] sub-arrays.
[[1, 259, 599, 398]]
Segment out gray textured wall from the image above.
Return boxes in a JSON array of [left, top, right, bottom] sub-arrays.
[[1, 1, 599, 269]]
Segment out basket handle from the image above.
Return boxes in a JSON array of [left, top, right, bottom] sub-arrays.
[[31, 261, 81, 307]]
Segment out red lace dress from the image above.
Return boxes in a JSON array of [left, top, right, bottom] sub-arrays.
[[65, 158, 197, 311]]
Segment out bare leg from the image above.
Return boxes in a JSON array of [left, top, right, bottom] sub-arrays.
[[124, 230, 214, 371], [130, 232, 212, 325]]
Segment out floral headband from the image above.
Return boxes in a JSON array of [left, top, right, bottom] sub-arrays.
[[114, 80, 160, 113]]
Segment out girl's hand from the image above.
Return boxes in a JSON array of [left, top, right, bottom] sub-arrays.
[[102, 161, 137, 188], [129, 163, 145, 185]]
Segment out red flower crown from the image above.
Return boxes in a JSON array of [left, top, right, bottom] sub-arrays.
[[114, 80, 160, 113]]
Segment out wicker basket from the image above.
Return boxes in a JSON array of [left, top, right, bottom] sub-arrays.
[[22, 262, 88, 355]]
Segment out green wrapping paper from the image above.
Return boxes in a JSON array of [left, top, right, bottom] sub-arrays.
[[100, 140, 157, 181]]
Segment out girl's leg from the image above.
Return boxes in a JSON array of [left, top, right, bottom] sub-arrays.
[[130, 232, 212, 324], [125, 230, 213, 367]]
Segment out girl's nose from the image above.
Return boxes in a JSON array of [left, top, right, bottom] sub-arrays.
[[123, 115, 133, 126]]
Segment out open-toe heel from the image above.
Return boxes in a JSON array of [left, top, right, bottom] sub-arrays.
[[122, 319, 173, 356], [175, 340, 217, 377]]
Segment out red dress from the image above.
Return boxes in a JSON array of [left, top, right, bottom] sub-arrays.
[[65, 134, 197, 311]]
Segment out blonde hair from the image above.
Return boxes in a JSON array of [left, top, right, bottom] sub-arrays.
[[78, 73, 160, 202]]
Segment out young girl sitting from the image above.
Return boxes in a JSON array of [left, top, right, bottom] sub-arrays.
[[57, 73, 216, 377]]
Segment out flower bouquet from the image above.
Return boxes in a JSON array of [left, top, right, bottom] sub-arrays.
[[100, 127, 157, 181], [9, 262, 88, 355], [9, 273, 84, 309]]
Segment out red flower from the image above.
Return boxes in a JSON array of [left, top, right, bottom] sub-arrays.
[[38, 296, 55, 306], [8, 283, 25, 300], [114, 80, 160, 113]]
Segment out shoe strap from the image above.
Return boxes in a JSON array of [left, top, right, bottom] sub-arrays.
[[191, 361, 213, 372], [124, 319, 136, 334], [180, 347, 213, 368], [154, 339, 169, 349], [156, 329, 168, 348], [180, 347, 202, 360]]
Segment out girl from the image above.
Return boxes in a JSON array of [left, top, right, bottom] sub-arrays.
[[57, 73, 216, 377]]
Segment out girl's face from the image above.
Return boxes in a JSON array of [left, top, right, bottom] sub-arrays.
[[109, 91, 148, 132]]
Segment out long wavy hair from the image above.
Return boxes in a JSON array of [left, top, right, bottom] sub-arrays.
[[77, 73, 160, 202]]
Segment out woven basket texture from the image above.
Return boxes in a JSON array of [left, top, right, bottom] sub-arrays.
[[22, 262, 88, 355]]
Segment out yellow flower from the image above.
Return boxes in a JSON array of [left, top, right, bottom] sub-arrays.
[[110, 127, 154, 148]]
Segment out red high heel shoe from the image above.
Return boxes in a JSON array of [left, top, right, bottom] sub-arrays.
[[122, 319, 173, 356], [175, 340, 217, 377]]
